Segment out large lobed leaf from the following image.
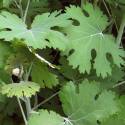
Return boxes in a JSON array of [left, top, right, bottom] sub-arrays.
[[59, 80, 118, 125], [0, 11, 70, 50], [64, 3, 124, 78], [28, 109, 64, 125]]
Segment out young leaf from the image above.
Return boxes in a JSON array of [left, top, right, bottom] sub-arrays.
[[28, 109, 64, 125], [31, 61, 58, 88], [1, 81, 40, 97], [59, 80, 118, 125], [64, 3, 124, 78], [0, 11, 70, 50]]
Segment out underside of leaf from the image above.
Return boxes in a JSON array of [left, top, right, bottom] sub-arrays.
[[28, 109, 64, 125], [1, 81, 40, 97]]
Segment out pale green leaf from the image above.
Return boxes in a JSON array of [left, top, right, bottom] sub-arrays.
[[1, 81, 40, 97], [59, 80, 118, 125], [64, 3, 124, 78], [0, 11, 70, 50], [28, 109, 64, 125]]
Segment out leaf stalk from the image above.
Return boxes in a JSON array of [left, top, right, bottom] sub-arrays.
[[17, 97, 28, 125], [116, 14, 125, 46]]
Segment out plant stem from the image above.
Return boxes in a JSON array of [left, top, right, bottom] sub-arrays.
[[113, 81, 125, 88], [24, 63, 33, 119], [14, 0, 23, 20], [116, 14, 125, 46], [81, 0, 85, 9], [81, 0, 83, 8], [102, 0, 111, 18], [17, 97, 27, 125], [24, 97, 32, 119], [24, 0, 30, 23], [34, 94, 38, 108], [33, 91, 59, 110], [19, 0, 23, 19], [28, 47, 56, 69], [25, 62, 34, 81]]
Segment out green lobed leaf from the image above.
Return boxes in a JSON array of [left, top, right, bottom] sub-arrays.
[[31, 61, 58, 88], [87, 65, 124, 89], [0, 11, 70, 50], [28, 109, 64, 125], [59, 80, 119, 125], [64, 3, 124, 78], [1, 81, 40, 97]]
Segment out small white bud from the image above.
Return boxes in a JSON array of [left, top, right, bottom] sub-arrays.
[[12, 68, 20, 77]]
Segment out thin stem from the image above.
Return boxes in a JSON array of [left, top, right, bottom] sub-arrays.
[[113, 81, 125, 88], [116, 14, 125, 46], [81, 0, 84, 9], [24, 97, 32, 119], [25, 62, 34, 81], [17, 97, 27, 125], [81, 0, 87, 9], [24, 0, 30, 23], [33, 91, 59, 110], [19, 0, 23, 19], [102, 0, 111, 18], [109, 5, 118, 32], [24, 63, 33, 118], [28, 47, 56, 69], [14, 0, 23, 20], [34, 94, 38, 108]]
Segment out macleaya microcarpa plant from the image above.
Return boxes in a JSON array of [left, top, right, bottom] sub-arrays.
[[0, 0, 125, 125]]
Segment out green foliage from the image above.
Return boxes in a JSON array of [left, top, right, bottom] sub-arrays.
[[102, 95, 125, 125], [59, 80, 118, 125], [0, 11, 70, 50], [31, 61, 59, 88], [102, 115, 125, 125], [28, 109, 64, 125], [64, 3, 124, 78], [1, 81, 40, 97], [0, 41, 12, 69], [0, 0, 124, 125]]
